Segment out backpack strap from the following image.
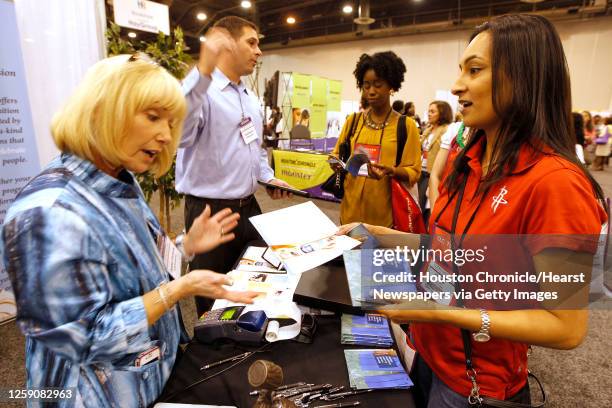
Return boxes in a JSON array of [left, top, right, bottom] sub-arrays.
[[395, 115, 408, 167]]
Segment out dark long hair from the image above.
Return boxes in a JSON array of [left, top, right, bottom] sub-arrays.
[[573, 112, 585, 146], [444, 14, 604, 205]]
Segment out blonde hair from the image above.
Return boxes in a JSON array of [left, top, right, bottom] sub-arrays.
[[51, 55, 186, 177]]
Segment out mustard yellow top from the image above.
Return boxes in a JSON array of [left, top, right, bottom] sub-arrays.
[[332, 112, 422, 227]]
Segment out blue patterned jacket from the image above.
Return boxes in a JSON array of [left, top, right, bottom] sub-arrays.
[[1, 154, 188, 407]]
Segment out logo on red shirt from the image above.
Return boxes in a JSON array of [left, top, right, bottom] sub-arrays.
[[491, 186, 508, 213]]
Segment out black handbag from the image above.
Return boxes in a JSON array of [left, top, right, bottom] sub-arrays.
[[321, 112, 362, 199]]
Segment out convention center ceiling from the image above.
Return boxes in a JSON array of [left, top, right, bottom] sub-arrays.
[[106, 0, 610, 53]]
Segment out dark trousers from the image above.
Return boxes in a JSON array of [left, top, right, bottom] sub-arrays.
[[184, 194, 263, 316], [418, 171, 431, 228]]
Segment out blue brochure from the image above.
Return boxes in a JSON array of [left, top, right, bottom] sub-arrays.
[[344, 349, 413, 389]]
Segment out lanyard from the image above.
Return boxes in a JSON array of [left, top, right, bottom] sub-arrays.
[[434, 168, 490, 249], [355, 108, 393, 147], [230, 83, 246, 120], [456, 122, 466, 148]]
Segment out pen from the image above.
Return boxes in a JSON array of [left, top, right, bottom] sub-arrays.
[[278, 382, 308, 391], [315, 402, 360, 408], [281, 384, 331, 398], [249, 381, 307, 396], [200, 352, 251, 370], [322, 389, 374, 401]]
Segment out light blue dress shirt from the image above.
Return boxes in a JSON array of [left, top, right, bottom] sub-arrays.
[[1, 154, 187, 407], [176, 67, 274, 199]]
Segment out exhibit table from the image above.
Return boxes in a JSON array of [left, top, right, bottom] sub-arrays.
[[159, 315, 415, 407]]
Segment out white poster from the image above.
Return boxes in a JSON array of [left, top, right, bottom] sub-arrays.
[[0, 0, 41, 324], [113, 0, 170, 35]]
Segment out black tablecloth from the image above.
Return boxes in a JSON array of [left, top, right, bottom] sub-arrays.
[[160, 315, 415, 408]]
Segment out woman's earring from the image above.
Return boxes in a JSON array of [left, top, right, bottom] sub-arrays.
[[390, 90, 395, 96]]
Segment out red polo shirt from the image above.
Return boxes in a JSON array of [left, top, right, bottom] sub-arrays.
[[411, 136, 607, 399]]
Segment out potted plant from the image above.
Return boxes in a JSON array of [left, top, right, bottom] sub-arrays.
[[106, 22, 191, 233]]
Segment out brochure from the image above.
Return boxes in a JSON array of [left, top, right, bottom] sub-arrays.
[[327, 150, 371, 177], [341, 313, 393, 347], [343, 250, 416, 307], [236, 246, 285, 273], [211, 269, 297, 310], [249, 202, 360, 275], [344, 349, 412, 389]]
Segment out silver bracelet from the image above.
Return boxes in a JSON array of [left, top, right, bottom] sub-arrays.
[[175, 232, 195, 262], [156, 285, 171, 311]]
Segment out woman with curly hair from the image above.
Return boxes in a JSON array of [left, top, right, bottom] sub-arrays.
[[330, 51, 421, 227]]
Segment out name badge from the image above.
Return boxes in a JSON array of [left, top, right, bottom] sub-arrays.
[[354, 143, 381, 177], [135, 346, 160, 367], [239, 117, 258, 145], [156, 234, 182, 281]]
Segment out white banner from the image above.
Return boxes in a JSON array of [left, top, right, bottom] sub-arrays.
[[0, 0, 41, 324], [113, 0, 170, 35]]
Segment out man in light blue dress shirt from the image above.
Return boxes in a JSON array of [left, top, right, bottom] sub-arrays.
[[176, 16, 292, 314]]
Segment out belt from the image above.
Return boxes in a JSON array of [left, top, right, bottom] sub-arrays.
[[189, 194, 255, 208]]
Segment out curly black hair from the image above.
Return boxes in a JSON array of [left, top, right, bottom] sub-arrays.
[[353, 51, 406, 91]]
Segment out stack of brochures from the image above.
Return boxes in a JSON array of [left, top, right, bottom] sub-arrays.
[[343, 250, 417, 307], [344, 349, 413, 390], [341, 313, 393, 347]]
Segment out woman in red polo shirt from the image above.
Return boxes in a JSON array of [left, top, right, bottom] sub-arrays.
[[340, 14, 607, 407]]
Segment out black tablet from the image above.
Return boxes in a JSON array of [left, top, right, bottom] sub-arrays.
[[257, 181, 311, 197]]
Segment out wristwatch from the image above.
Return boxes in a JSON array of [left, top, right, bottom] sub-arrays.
[[472, 309, 491, 342], [175, 232, 195, 262]]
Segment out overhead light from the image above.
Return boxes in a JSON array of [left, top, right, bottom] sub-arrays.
[[342, 5, 353, 14], [241, 0, 252, 8], [128, 32, 137, 38], [199, 36, 206, 42], [286, 16, 296, 24], [196, 12, 207, 21]]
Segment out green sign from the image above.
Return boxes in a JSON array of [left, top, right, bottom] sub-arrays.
[[328, 80, 342, 111], [291, 73, 310, 108]]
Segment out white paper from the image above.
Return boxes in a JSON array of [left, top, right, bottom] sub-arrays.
[[235, 246, 285, 273], [211, 270, 298, 310], [249, 202, 360, 274]]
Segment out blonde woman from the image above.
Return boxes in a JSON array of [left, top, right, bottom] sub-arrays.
[[0, 55, 257, 407]]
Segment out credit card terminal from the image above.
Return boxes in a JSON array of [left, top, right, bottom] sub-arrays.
[[194, 306, 268, 345]]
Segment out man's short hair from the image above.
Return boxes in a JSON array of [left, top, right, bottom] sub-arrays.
[[213, 16, 258, 39]]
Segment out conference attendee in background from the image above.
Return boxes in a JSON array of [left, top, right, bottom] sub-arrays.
[[418, 100, 452, 225], [264, 106, 282, 148], [592, 116, 611, 170], [403, 101, 422, 129], [297, 108, 310, 127], [392, 99, 405, 113], [176, 16, 292, 315], [0, 55, 259, 408], [330, 51, 421, 227], [593, 114, 603, 127], [338, 14, 606, 406], [582, 110, 596, 165], [428, 120, 470, 207], [573, 112, 586, 164]]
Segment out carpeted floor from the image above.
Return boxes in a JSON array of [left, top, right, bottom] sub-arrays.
[[1, 169, 610, 408]]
